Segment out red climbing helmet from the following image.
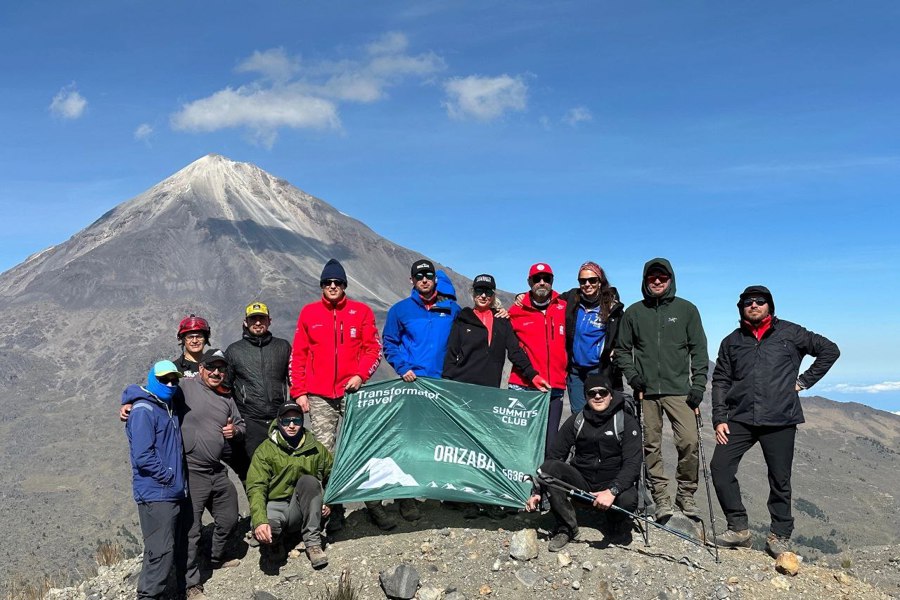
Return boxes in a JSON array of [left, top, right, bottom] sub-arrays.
[[177, 314, 211, 340]]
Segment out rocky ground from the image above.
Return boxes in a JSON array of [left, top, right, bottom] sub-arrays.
[[45, 499, 897, 600]]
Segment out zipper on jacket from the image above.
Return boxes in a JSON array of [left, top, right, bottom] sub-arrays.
[[260, 346, 270, 409], [655, 298, 662, 396], [333, 309, 339, 395]]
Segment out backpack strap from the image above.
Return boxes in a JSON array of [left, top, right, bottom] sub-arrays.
[[614, 409, 623, 442], [573, 411, 585, 439]]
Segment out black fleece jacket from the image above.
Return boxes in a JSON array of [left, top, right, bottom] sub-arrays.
[[225, 329, 292, 421]]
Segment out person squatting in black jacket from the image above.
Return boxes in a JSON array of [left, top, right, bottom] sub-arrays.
[[526, 373, 642, 552], [710, 285, 839, 557]]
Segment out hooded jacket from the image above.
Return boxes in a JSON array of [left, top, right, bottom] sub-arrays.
[[246, 421, 334, 528], [124, 380, 188, 503], [179, 376, 245, 472], [508, 290, 568, 388], [225, 329, 292, 421], [614, 258, 709, 396], [547, 391, 642, 492], [442, 307, 539, 387], [382, 271, 461, 378], [559, 287, 625, 388], [711, 285, 840, 427], [290, 294, 382, 399]]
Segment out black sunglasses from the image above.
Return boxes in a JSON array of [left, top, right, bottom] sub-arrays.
[[414, 272, 436, 281], [741, 297, 768, 307], [530, 274, 553, 284], [321, 279, 345, 288], [279, 417, 303, 427], [203, 364, 227, 373], [578, 277, 600, 285], [587, 387, 611, 399], [474, 289, 495, 297]]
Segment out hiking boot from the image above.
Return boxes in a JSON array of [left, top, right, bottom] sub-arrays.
[[398, 498, 422, 522], [462, 503, 481, 520], [210, 558, 241, 569], [306, 545, 328, 569], [367, 502, 398, 531], [716, 528, 752, 548], [676, 496, 700, 518], [607, 519, 633, 546], [186, 585, 207, 600], [766, 533, 792, 558], [655, 503, 674, 525], [548, 528, 578, 552]]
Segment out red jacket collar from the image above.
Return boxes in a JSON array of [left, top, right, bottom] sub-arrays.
[[742, 314, 773, 341], [320, 294, 348, 310]]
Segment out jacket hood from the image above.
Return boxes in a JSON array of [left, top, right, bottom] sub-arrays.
[[738, 285, 775, 316], [641, 257, 676, 301], [122, 383, 161, 406], [436, 270, 457, 300]]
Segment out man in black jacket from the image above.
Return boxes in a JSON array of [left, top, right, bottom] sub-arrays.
[[710, 285, 839, 557], [525, 374, 641, 551], [224, 301, 292, 481]]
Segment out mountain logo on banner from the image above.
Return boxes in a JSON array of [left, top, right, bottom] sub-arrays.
[[354, 457, 420, 489]]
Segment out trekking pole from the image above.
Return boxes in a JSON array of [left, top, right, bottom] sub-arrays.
[[635, 395, 652, 546], [529, 472, 713, 556], [695, 409, 720, 563]]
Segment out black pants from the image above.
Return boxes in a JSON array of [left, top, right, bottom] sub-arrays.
[[223, 417, 271, 481], [539, 459, 637, 534], [185, 467, 240, 588], [710, 421, 797, 538], [136, 500, 189, 599]]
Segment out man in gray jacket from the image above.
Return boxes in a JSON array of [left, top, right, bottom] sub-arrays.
[[182, 349, 246, 599]]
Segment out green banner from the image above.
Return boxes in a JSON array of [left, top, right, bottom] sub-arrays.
[[323, 378, 549, 507]]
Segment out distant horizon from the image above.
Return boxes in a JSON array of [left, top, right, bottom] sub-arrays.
[[2, 3, 897, 412]]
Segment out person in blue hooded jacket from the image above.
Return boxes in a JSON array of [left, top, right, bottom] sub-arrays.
[[383, 260, 461, 382], [380, 260, 460, 523], [124, 360, 190, 600]]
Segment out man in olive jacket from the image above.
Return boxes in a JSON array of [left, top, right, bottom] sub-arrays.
[[246, 402, 333, 569], [614, 258, 708, 522], [710, 285, 839, 557]]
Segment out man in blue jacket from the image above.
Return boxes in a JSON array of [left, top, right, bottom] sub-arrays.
[[381, 260, 460, 522], [124, 360, 190, 600]]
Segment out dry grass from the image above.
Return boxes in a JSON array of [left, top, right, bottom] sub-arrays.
[[3, 574, 55, 600], [316, 569, 360, 600], [95, 540, 125, 567]]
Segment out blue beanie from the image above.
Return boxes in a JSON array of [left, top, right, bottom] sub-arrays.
[[320, 259, 347, 286]]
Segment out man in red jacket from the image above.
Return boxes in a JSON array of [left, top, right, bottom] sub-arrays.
[[508, 263, 567, 455], [290, 258, 382, 531]]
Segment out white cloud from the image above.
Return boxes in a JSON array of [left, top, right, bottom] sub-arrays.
[[134, 123, 153, 141], [563, 106, 593, 126], [823, 381, 900, 394], [49, 83, 87, 119], [171, 33, 445, 146], [443, 74, 527, 121], [235, 48, 299, 82]]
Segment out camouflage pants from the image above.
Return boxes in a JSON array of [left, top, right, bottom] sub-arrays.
[[308, 395, 346, 452]]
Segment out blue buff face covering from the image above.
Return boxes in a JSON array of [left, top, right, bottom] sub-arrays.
[[145, 369, 178, 402]]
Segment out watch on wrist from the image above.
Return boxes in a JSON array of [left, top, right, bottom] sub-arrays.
[[608, 485, 620, 497]]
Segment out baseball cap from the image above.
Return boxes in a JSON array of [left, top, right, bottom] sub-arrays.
[[410, 259, 435, 277], [528, 263, 554, 278], [472, 274, 496, 291], [245, 301, 270, 317], [277, 402, 303, 417], [201, 348, 229, 367], [153, 360, 183, 379]]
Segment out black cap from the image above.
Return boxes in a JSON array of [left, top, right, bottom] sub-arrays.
[[320, 258, 348, 286], [201, 348, 229, 367], [738, 285, 775, 315], [584, 373, 613, 396], [277, 402, 303, 417], [472, 274, 496, 291], [411, 259, 435, 277]]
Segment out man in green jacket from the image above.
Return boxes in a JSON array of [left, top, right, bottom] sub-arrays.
[[246, 402, 333, 569], [614, 258, 708, 523]]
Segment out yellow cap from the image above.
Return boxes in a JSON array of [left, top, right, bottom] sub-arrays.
[[245, 301, 270, 317]]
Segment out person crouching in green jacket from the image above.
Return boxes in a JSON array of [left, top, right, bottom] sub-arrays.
[[246, 402, 333, 570]]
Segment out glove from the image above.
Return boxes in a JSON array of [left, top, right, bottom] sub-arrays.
[[686, 389, 703, 410], [628, 375, 646, 394]]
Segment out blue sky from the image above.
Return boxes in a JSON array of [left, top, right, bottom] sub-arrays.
[[1, 1, 898, 412]]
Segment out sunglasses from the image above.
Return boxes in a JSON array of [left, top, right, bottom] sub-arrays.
[[474, 289, 495, 297], [321, 279, 345, 288], [414, 272, 436, 281], [203, 364, 227, 373], [741, 297, 768, 307], [530, 274, 554, 284], [646, 274, 670, 283], [587, 387, 611, 399], [279, 417, 303, 427], [578, 277, 600, 286], [157, 376, 180, 386]]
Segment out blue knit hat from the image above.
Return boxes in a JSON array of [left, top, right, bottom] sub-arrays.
[[320, 259, 347, 286]]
